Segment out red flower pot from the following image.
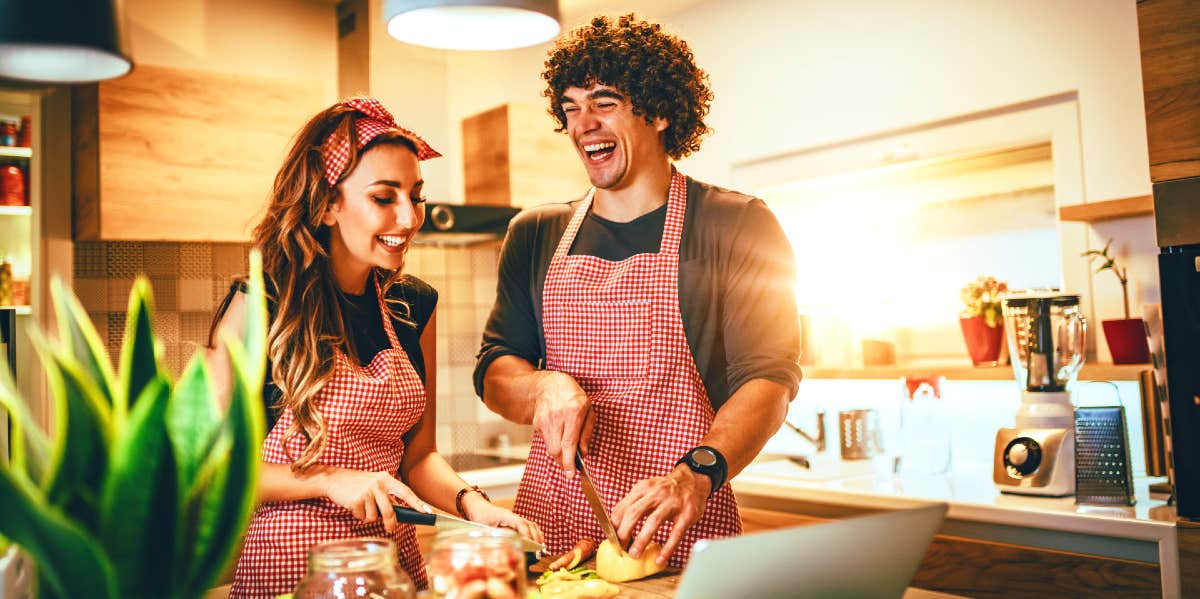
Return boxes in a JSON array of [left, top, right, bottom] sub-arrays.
[[1102, 318, 1150, 364], [959, 316, 1004, 367]]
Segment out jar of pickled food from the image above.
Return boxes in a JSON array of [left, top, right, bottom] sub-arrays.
[[292, 537, 415, 598], [426, 528, 526, 599]]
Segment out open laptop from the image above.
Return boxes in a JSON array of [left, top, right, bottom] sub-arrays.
[[674, 503, 948, 599]]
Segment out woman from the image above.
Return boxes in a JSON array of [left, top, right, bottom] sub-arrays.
[[208, 97, 542, 598]]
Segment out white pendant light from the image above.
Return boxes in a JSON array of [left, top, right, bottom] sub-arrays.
[[384, 0, 560, 51], [0, 0, 132, 83]]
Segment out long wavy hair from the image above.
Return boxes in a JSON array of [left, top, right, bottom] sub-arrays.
[[250, 101, 419, 471]]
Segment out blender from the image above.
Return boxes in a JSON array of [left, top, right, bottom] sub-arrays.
[[993, 290, 1086, 496]]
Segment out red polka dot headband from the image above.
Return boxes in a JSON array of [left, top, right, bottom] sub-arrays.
[[320, 97, 441, 186]]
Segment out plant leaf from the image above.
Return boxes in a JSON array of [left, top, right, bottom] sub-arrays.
[[0, 465, 118, 599], [0, 359, 49, 485], [29, 329, 112, 528], [51, 277, 117, 407], [118, 277, 160, 421], [179, 255, 266, 594], [180, 339, 264, 593], [99, 376, 178, 598], [167, 352, 222, 496]]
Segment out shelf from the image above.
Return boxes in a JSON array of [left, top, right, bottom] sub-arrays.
[[1058, 195, 1153, 223], [804, 362, 1149, 382], [0, 205, 31, 216], [0, 305, 31, 315], [0, 146, 31, 159]]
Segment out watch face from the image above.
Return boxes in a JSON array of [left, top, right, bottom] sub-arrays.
[[692, 448, 718, 467]]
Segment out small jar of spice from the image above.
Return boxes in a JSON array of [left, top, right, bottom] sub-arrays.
[[1, 165, 26, 206]]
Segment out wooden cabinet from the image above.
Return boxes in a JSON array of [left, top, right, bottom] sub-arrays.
[[461, 103, 590, 208], [71, 65, 326, 241], [1138, 0, 1200, 183]]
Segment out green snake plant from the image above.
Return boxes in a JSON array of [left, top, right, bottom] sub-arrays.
[[0, 251, 268, 599]]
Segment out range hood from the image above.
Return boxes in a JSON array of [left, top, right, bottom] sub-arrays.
[[413, 203, 520, 247]]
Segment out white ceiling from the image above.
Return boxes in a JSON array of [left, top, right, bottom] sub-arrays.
[[559, 0, 710, 24]]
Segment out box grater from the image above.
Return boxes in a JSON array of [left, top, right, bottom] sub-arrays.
[[1074, 406, 1136, 506]]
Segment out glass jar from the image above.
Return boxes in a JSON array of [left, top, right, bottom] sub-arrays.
[[293, 537, 415, 599], [426, 528, 526, 599], [896, 376, 952, 475]]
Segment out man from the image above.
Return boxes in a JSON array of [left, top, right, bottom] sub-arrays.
[[474, 14, 801, 568]]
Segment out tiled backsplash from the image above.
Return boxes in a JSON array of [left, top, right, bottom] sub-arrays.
[[75, 240, 530, 456], [75, 241, 253, 375]]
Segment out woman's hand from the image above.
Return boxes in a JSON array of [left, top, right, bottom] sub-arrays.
[[462, 495, 545, 546], [323, 468, 430, 533]]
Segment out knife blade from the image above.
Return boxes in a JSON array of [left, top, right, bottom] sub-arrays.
[[574, 451, 624, 550], [392, 505, 545, 555]]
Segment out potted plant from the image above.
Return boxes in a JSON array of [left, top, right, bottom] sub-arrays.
[[959, 275, 1008, 366], [1084, 240, 1150, 364], [0, 253, 268, 599]]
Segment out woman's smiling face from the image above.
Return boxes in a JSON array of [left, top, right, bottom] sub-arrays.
[[323, 142, 425, 292]]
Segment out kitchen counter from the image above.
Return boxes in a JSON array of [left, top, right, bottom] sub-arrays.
[[456, 448, 1181, 596], [734, 455, 1179, 597]]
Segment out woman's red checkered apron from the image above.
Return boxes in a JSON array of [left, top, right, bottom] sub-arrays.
[[514, 171, 742, 567], [231, 279, 429, 598]]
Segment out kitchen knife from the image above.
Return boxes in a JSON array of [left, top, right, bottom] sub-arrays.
[[392, 505, 545, 555], [574, 451, 625, 550]]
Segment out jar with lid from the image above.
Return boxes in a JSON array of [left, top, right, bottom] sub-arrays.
[[292, 537, 415, 598], [1, 165, 25, 206], [896, 376, 952, 475], [427, 528, 526, 599]]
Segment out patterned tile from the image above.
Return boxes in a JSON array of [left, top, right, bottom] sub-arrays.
[[87, 311, 109, 358], [73, 278, 108, 313], [212, 243, 248, 278], [446, 249, 471, 280], [106, 312, 126, 360], [74, 242, 106, 278], [150, 276, 177, 311], [107, 278, 135, 312], [451, 422, 481, 453], [180, 312, 213, 348], [472, 276, 497, 309], [142, 243, 180, 277], [471, 245, 501, 276], [153, 311, 180, 345], [105, 242, 143, 278], [446, 279, 473, 308], [160, 342, 182, 378], [178, 278, 213, 312], [180, 243, 213, 279]]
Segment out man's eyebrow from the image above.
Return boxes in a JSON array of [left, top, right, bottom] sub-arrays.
[[588, 89, 624, 101], [559, 89, 625, 104]]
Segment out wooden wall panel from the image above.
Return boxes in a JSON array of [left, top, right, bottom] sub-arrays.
[[1138, 0, 1200, 182], [73, 64, 326, 241]]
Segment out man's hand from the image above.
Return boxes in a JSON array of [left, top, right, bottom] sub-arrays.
[[531, 370, 595, 475], [610, 465, 710, 566]]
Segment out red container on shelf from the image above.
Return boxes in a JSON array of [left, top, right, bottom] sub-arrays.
[[1, 165, 26, 206], [17, 115, 31, 147]]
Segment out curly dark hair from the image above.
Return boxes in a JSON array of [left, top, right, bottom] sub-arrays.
[[541, 13, 714, 160]]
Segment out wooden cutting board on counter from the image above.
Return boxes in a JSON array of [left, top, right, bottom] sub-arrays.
[[607, 570, 681, 598]]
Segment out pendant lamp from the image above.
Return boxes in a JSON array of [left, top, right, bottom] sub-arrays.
[[0, 0, 132, 83], [384, 0, 560, 51]]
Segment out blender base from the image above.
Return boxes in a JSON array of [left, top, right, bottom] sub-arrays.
[[994, 427, 1075, 497]]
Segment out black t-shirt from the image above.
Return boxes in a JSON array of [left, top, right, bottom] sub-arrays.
[[474, 176, 802, 410], [224, 275, 437, 432]]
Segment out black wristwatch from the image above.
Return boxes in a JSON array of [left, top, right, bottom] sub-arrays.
[[676, 446, 728, 497]]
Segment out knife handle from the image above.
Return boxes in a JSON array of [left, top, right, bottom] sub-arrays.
[[393, 505, 437, 526]]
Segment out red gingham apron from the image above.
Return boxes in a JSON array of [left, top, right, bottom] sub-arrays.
[[514, 171, 742, 568], [232, 277, 429, 597]]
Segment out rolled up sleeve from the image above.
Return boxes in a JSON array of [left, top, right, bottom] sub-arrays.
[[721, 200, 803, 399]]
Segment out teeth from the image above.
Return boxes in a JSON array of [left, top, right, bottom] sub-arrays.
[[378, 235, 404, 247], [583, 142, 616, 152]]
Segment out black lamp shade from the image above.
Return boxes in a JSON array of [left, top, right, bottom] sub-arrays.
[[0, 0, 132, 83]]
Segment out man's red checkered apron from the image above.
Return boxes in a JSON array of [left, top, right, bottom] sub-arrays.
[[514, 171, 742, 567], [231, 278, 429, 598]]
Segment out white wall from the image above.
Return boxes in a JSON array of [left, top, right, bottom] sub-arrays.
[[435, 0, 1158, 359]]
